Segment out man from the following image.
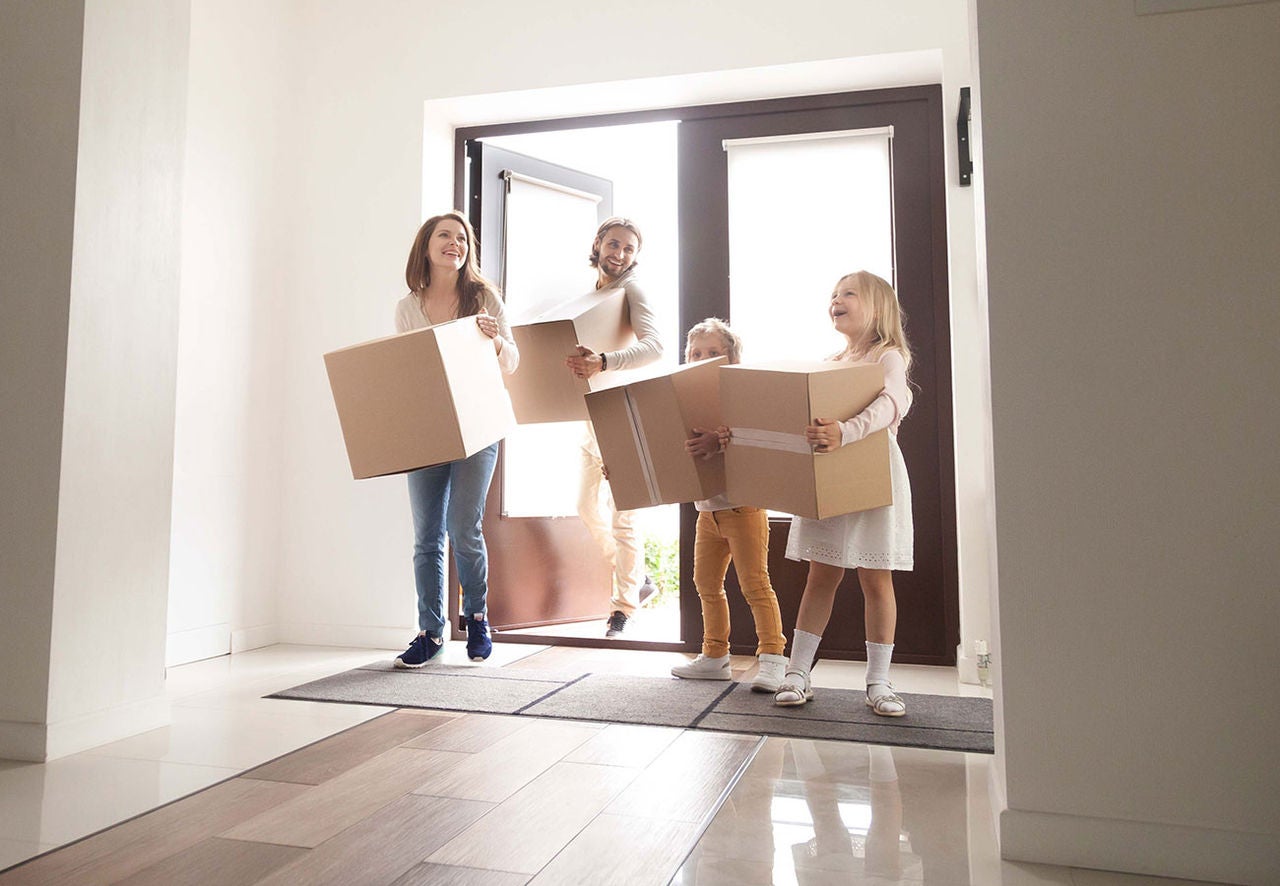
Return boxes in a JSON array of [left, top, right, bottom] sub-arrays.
[[565, 217, 663, 636]]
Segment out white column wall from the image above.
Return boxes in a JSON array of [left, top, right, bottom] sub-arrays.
[[0, 0, 85, 762], [268, 0, 991, 662], [41, 0, 191, 760], [165, 0, 301, 666], [973, 1, 1280, 882]]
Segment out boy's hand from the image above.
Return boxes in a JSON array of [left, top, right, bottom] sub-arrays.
[[806, 418, 841, 453], [685, 427, 723, 460]]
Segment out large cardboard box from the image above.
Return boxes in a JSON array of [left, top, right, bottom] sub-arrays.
[[324, 317, 515, 479], [585, 357, 726, 511], [505, 286, 633, 423], [721, 361, 892, 520]]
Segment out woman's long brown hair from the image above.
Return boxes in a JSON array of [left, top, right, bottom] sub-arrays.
[[404, 211, 500, 318]]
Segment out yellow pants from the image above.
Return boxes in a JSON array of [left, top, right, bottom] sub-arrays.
[[693, 507, 785, 657]]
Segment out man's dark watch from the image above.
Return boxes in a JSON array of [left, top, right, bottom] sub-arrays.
[[599, 352, 608, 371]]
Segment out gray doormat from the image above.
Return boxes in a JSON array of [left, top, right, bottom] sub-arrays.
[[269, 663, 994, 754]]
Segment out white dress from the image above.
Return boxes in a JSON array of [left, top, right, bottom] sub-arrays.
[[784, 349, 914, 571]]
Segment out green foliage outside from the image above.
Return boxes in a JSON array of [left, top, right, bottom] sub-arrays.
[[643, 534, 681, 607]]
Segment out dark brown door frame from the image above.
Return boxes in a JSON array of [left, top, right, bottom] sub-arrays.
[[451, 86, 958, 661], [676, 87, 958, 666]]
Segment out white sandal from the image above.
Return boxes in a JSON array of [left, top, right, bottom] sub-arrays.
[[774, 670, 814, 707], [865, 682, 906, 717]]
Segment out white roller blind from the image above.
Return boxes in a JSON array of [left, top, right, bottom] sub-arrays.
[[500, 172, 601, 517], [725, 128, 894, 363]]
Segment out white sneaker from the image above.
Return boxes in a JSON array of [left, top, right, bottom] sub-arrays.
[[751, 654, 788, 693], [671, 653, 731, 681]]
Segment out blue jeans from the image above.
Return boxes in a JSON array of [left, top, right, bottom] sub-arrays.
[[406, 442, 499, 637]]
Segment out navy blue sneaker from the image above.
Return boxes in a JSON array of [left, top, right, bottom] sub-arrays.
[[394, 633, 443, 668], [465, 614, 492, 661]]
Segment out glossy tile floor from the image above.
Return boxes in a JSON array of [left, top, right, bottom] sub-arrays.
[[0, 644, 1217, 885]]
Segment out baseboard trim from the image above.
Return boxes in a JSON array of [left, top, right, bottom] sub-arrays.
[[275, 622, 406, 651], [231, 623, 278, 654], [165, 623, 231, 667], [1001, 807, 1280, 885]]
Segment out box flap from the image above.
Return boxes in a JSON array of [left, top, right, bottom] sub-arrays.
[[433, 317, 516, 457]]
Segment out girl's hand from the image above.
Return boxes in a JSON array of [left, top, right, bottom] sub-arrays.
[[475, 310, 499, 340], [806, 418, 841, 453], [685, 427, 722, 460], [565, 345, 603, 380]]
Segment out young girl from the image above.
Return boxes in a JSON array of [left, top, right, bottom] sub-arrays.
[[392, 211, 518, 667], [774, 271, 914, 716], [672, 318, 788, 692]]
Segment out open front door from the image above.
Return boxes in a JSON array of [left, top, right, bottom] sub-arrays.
[[463, 142, 617, 635], [676, 87, 959, 665]]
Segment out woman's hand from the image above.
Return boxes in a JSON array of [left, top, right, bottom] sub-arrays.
[[475, 310, 499, 340], [565, 345, 603, 380], [806, 418, 841, 453]]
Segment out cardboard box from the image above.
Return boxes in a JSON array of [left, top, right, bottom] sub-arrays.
[[324, 317, 515, 479], [720, 361, 892, 520], [505, 286, 633, 423], [585, 357, 726, 511]]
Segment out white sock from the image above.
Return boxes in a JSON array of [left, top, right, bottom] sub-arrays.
[[865, 641, 894, 687], [789, 629, 822, 674]]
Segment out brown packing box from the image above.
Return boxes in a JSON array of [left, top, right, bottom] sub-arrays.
[[721, 361, 892, 520], [323, 317, 515, 479], [585, 357, 727, 511], [505, 286, 633, 423]]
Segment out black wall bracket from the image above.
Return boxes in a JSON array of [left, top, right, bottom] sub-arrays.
[[957, 86, 973, 187]]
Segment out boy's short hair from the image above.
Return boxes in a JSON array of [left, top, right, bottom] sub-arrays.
[[684, 317, 742, 364]]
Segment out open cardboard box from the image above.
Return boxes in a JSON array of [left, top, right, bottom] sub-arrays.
[[721, 361, 892, 520], [324, 317, 515, 479], [585, 357, 726, 511], [505, 286, 633, 423]]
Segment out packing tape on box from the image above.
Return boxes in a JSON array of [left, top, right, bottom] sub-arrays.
[[729, 428, 812, 454], [625, 391, 663, 505]]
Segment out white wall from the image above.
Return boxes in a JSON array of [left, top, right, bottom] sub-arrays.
[[973, 1, 1280, 882], [166, 0, 301, 666], [0, 0, 85, 761], [8, 0, 192, 762], [251, 0, 991, 663]]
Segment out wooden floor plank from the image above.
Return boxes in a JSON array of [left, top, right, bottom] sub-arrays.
[[220, 747, 466, 848], [604, 731, 759, 823], [391, 863, 530, 886], [401, 712, 528, 753], [0, 778, 308, 886], [113, 837, 305, 886], [246, 710, 455, 785], [410, 719, 602, 804], [529, 813, 703, 886], [253, 793, 493, 886], [563, 723, 683, 769], [427, 761, 639, 874]]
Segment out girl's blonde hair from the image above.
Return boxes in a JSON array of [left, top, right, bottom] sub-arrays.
[[834, 271, 912, 375], [684, 317, 742, 365]]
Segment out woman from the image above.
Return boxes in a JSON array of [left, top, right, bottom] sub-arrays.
[[392, 211, 518, 666]]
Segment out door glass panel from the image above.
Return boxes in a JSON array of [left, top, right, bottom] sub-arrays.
[[500, 175, 601, 517], [725, 128, 894, 362]]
